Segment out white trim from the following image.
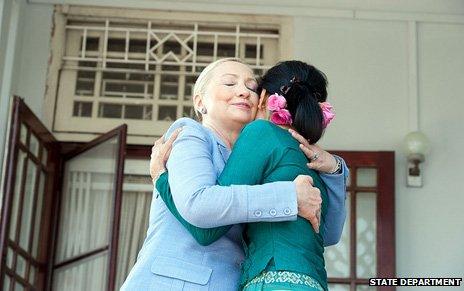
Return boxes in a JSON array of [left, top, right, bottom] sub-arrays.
[[53, 132, 160, 144], [28, 0, 464, 24], [354, 10, 464, 24], [43, 7, 66, 130], [0, 96, 14, 213], [0, 0, 22, 188], [1, 0, 21, 118], [407, 21, 419, 132]]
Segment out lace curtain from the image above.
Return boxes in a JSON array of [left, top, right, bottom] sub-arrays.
[[52, 151, 151, 290]]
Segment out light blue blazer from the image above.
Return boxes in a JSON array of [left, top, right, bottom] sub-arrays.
[[121, 118, 348, 291]]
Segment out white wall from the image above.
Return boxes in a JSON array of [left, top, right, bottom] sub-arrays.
[[0, 0, 11, 173], [293, 15, 464, 284], [410, 22, 464, 277], [12, 3, 54, 114], [293, 17, 410, 150], [0, 2, 52, 203], [1, 0, 463, 289], [0, 0, 27, 195]]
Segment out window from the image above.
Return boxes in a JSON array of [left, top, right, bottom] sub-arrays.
[[47, 6, 287, 143]]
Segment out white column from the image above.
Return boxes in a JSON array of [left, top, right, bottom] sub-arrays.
[[408, 20, 419, 132], [0, 0, 23, 203]]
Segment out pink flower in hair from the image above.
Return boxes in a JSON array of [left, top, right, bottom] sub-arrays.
[[267, 94, 287, 111], [319, 101, 335, 128], [270, 109, 293, 126]]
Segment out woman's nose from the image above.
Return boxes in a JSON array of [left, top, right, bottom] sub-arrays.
[[237, 83, 250, 99]]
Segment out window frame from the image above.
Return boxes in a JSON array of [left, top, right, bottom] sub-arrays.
[[44, 5, 293, 145]]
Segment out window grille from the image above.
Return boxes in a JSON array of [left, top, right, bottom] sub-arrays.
[[52, 13, 282, 142]]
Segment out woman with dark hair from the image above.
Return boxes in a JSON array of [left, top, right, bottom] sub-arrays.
[[154, 60, 340, 290]]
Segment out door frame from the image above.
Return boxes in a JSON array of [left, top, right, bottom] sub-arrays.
[[330, 151, 396, 291]]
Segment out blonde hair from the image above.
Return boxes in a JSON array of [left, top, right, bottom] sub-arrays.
[[192, 58, 248, 119]]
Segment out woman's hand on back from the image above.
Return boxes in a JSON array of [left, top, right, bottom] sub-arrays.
[[150, 127, 183, 182], [289, 129, 338, 174], [294, 175, 322, 233]]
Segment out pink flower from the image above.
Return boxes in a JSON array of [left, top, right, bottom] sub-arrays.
[[267, 94, 287, 111], [319, 101, 335, 128], [270, 109, 292, 125]]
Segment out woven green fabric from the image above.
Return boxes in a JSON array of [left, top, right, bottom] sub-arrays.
[[243, 270, 324, 291]]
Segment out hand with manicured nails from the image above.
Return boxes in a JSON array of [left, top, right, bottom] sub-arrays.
[[289, 128, 338, 174], [150, 127, 183, 182]]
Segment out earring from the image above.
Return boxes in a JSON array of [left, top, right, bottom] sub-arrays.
[[200, 107, 207, 114]]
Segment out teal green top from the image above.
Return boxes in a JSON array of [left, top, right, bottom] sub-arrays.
[[156, 120, 328, 290]]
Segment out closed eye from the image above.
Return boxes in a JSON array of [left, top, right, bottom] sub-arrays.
[[246, 82, 258, 93], [247, 86, 258, 93]]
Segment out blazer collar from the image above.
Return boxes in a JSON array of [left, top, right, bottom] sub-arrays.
[[204, 127, 231, 162], [204, 126, 230, 149]]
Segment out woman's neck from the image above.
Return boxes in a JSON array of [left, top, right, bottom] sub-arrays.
[[202, 119, 242, 149], [277, 124, 293, 130]]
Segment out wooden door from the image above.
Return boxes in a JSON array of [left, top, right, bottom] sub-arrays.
[[0, 97, 127, 291], [326, 151, 395, 291]]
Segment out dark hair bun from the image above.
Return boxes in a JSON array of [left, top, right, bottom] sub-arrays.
[[260, 60, 329, 143]]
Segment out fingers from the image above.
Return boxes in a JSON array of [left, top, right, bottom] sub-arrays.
[[164, 147, 173, 162], [165, 127, 182, 149], [299, 144, 315, 160], [289, 129, 310, 148], [309, 195, 322, 233], [315, 209, 321, 233], [307, 152, 337, 173], [152, 128, 182, 155], [310, 188, 322, 205], [309, 213, 320, 233], [152, 136, 164, 159], [154, 134, 165, 145], [289, 129, 326, 172], [161, 127, 183, 159], [153, 136, 163, 149], [306, 175, 314, 186], [297, 174, 314, 185], [307, 162, 321, 170]]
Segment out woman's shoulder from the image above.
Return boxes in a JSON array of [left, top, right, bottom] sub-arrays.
[[237, 120, 290, 157], [242, 119, 278, 134], [242, 120, 291, 145], [166, 117, 210, 139], [168, 117, 202, 131]]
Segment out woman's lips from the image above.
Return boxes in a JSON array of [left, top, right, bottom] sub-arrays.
[[232, 102, 251, 110]]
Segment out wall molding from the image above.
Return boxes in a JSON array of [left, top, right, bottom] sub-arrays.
[[408, 21, 419, 132], [29, 0, 464, 24]]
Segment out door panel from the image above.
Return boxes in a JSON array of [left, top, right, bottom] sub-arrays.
[[326, 152, 395, 291], [1, 97, 58, 290], [1, 97, 127, 291], [51, 125, 126, 291]]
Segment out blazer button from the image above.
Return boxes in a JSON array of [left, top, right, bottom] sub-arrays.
[[254, 210, 262, 217], [284, 208, 292, 215], [269, 209, 277, 216]]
